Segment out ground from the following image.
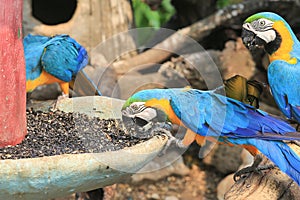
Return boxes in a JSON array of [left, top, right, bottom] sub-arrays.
[[113, 163, 224, 200]]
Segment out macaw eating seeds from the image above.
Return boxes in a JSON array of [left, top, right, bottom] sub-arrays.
[[242, 12, 300, 123], [122, 88, 300, 185]]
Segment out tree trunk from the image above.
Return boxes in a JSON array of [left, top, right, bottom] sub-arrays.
[[0, 0, 27, 147]]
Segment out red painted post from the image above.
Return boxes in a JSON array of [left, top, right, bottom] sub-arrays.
[[0, 0, 27, 146]]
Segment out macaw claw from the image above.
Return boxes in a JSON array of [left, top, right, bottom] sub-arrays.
[[233, 155, 275, 182], [51, 93, 69, 111], [149, 123, 188, 156]]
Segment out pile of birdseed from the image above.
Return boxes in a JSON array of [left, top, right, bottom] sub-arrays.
[[0, 109, 154, 160]]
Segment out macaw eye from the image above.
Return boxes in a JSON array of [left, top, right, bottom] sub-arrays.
[[131, 104, 138, 110], [259, 20, 265, 27]]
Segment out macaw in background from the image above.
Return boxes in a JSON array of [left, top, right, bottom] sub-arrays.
[[122, 88, 300, 185], [241, 12, 300, 123], [24, 34, 101, 98]]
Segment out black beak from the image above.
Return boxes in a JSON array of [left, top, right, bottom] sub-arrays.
[[241, 28, 266, 51], [133, 117, 149, 127], [122, 114, 149, 127], [121, 107, 152, 130]]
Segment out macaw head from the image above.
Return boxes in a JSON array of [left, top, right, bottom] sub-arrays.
[[121, 89, 179, 128], [241, 12, 297, 56]]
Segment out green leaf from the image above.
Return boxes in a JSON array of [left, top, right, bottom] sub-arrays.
[[132, 0, 175, 29]]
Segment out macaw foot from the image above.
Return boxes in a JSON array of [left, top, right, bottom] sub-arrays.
[[148, 123, 188, 156], [233, 154, 275, 182], [52, 93, 69, 111]]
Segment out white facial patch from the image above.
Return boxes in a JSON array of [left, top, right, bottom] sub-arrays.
[[122, 102, 157, 121], [243, 18, 276, 43], [256, 29, 276, 43], [134, 107, 157, 122]]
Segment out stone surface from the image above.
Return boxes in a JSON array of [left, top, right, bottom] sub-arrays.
[[202, 143, 243, 174], [165, 196, 179, 200], [217, 149, 253, 200], [220, 38, 256, 80], [115, 71, 189, 100], [158, 51, 223, 90], [29, 84, 61, 100], [112, 150, 225, 199]]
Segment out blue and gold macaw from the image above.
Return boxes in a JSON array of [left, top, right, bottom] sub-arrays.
[[241, 12, 300, 123], [122, 88, 300, 185], [24, 34, 101, 97]]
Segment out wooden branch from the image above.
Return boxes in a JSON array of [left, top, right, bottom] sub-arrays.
[[112, 0, 297, 74], [225, 143, 300, 199]]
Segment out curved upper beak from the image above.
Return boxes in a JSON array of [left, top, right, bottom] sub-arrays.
[[241, 27, 266, 51], [122, 105, 158, 127], [241, 28, 255, 48]]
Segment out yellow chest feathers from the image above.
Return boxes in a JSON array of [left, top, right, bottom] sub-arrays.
[[26, 70, 64, 92]]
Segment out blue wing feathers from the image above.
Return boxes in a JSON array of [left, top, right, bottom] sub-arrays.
[[291, 106, 300, 122], [24, 34, 88, 82], [77, 46, 89, 71], [168, 89, 296, 139], [24, 34, 51, 80]]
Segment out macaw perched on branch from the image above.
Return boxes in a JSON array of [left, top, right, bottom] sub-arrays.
[[241, 12, 300, 123], [24, 34, 101, 98], [122, 88, 300, 185]]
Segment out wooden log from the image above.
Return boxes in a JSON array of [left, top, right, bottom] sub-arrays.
[[225, 143, 300, 200], [0, 0, 27, 146]]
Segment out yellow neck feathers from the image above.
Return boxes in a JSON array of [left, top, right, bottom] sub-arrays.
[[26, 70, 65, 92], [269, 21, 297, 64], [144, 98, 181, 125]]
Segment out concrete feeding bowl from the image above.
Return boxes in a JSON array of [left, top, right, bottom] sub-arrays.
[[0, 96, 168, 199]]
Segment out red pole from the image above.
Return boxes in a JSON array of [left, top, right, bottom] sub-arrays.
[[0, 0, 27, 146]]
